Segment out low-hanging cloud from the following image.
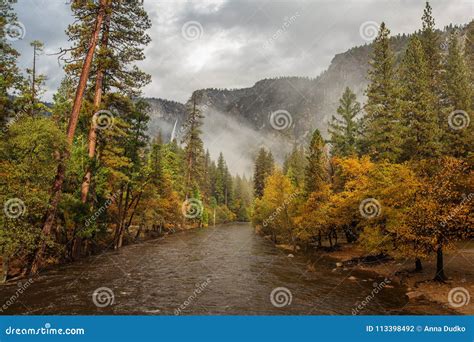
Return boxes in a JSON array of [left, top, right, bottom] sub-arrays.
[[10, 0, 472, 103]]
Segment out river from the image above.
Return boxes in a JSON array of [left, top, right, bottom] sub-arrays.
[[0, 223, 452, 315]]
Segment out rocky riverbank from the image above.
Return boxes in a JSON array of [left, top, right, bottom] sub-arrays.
[[322, 243, 473, 315]]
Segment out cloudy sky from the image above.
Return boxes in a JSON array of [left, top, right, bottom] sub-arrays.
[[12, 0, 473, 103]]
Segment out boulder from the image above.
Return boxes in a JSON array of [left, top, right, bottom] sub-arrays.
[[406, 291, 424, 300]]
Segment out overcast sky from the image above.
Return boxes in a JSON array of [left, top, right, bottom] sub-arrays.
[[12, 0, 473, 103]]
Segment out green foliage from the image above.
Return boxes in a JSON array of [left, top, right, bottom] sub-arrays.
[[361, 22, 404, 162], [399, 36, 441, 160], [440, 33, 473, 157], [283, 145, 306, 188], [304, 129, 328, 195], [328, 87, 361, 157], [0, 117, 67, 258], [253, 147, 274, 198], [0, 0, 23, 128]]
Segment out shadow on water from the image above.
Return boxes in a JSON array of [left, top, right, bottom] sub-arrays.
[[0, 223, 453, 315]]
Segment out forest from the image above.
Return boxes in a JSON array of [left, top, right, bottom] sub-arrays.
[[252, 3, 473, 282], [0, 0, 472, 292], [0, 0, 252, 280]]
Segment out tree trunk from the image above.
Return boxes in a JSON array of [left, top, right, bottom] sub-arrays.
[[434, 245, 447, 281], [1, 256, 8, 283], [317, 231, 322, 247], [29, 0, 108, 275], [114, 184, 130, 249], [80, 3, 111, 203], [328, 233, 333, 248], [415, 258, 423, 272]]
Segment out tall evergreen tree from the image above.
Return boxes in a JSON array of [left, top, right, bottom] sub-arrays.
[[420, 2, 441, 96], [80, 0, 151, 203], [304, 129, 328, 195], [0, 0, 22, 129], [253, 147, 274, 198], [283, 145, 306, 188], [465, 20, 474, 85], [31, 0, 111, 275], [399, 36, 441, 160], [328, 87, 361, 157], [441, 33, 473, 157], [182, 93, 205, 197], [214, 152, 227, 204], [16, 41, 48, 117], [361, 22, 403, 162]]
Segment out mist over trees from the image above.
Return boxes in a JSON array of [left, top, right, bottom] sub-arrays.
[[0, 0, 252, 279], [0, 0, 471, 289], [252, 3, 473, 281]]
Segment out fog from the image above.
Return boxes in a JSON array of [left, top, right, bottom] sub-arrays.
[[201, 108, 295, 177]]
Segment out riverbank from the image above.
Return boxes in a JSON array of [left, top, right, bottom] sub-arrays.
[[1, 221, 235, 284], [315, 242, 474, 315]]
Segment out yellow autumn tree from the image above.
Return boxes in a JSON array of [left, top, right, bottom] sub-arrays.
[[252, 169, 299, 248]]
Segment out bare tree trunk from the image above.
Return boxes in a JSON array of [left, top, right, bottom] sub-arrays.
[[81, 3, 111, 203], [30, 44, 36, 116], [434, 245, 447, 281], [30, 0, 108, 275], [114, 184, 130, 249]]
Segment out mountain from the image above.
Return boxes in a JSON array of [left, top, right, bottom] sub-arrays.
[[144, 24, 468, 175]]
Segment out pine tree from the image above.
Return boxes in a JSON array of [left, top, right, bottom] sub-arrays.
[[441, 33, 473, 157], [182, 93, 205, 197], [80, 0, 151, 203], [31, 0, 110, 275], [283, 145, 306, 188], [202, 150, 212, 201], [162, 139, 185, 196], [224, 165, 234, 207], [150, 134, 164, 188], [214, 152, 227, 204], [328, 87, 361, 157], [420, 2, 441, 95], [304, 129, 328, 195], [361, 22, 403, 162], [0, 0, 22, 129], [465, 20, 474, 85], [253, 147, 274, 198], [16, 41, 48, 117], [399, 36, 441, 160]]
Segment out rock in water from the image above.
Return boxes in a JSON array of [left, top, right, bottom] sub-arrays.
[[287, 254, 294, 258], [336, 262, 343, 267]]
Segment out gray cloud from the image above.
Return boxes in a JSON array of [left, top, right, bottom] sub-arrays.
[[11, 0, 472, 103]]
